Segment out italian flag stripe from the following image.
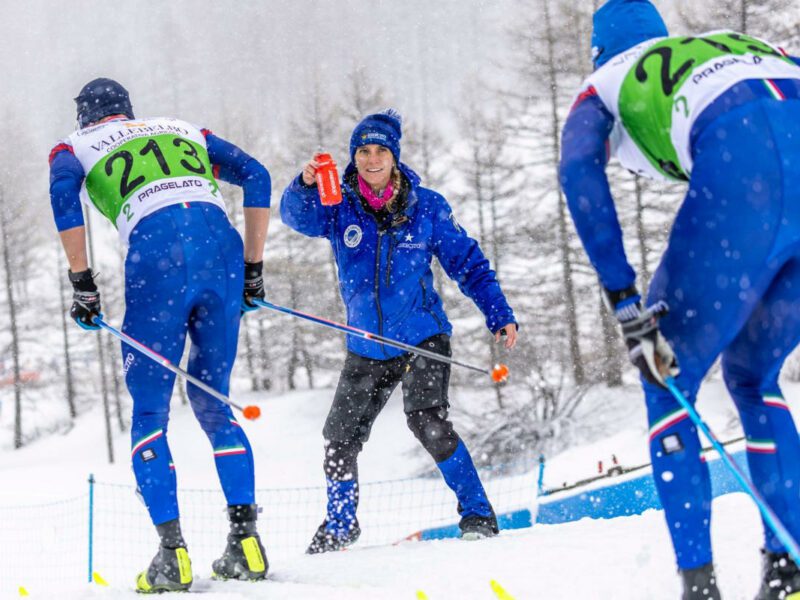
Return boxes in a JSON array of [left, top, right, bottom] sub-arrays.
[[214, 446, 247, 457], [747, 439, 777, 454], [131, 429, 164, 457], [649, 408, 690, 440], [764, 395, 790, 410], [764, 79, 786, 101], [182, 202, 191, 208], [229, 419, 240, 427], [169, 462, 175, 470]]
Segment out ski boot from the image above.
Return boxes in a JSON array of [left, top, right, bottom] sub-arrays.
[[459, 510, 499, 541], [680, 563, 721, 600], [756, 550, 800, 599], [306, 518, 361, 554], [136, 519, 193, 593], [212, 504, 268, 581]]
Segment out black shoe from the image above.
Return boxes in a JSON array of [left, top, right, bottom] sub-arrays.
[[459, 512, 499, 541], [757, 550, 800, 599], [212, 504, 268, 581], [680, 563, 721, 600], [212, 532, 268, 581], [306, 519, 361, 554], [135, 545, 193, 593]]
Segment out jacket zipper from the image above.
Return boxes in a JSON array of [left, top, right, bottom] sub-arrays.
[[375, 230, 387, 357], [386, 234, 397, 287], [420, 277, 443, 328]]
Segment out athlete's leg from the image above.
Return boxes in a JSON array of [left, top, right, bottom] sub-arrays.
[[644, 102, 788, 570], [723, 260, 800, 554], [124, 213, 190, 526], [183, 207, 254, 506]]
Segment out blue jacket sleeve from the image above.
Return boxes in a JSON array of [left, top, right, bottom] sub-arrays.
[[559, 93, 637, 294], [429, 192, 516, 333], [279, 174, 332, 238], [49, 145, 85, 232], [204, 132, 271, 208]]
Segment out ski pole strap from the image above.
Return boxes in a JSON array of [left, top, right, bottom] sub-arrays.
[[252, 299, 491, 376], [93, 317, 246, 414], [664, 377, 800, 566]]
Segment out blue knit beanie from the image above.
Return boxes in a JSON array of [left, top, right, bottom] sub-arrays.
[[592, 0, 668, 68], [349, 109, 402, 164]]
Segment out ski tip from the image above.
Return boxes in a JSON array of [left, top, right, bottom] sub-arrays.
[[243, 405, 261, 420], [416, 591, 429, 600], [93, 571, 109, 586], [18, 587, 29, 597], [490, 579, 515, 600]]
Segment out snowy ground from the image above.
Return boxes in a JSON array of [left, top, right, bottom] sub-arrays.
[[0, 379, 791, 599]]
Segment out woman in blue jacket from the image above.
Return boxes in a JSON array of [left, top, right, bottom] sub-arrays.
[[281, 109, 518, 553]]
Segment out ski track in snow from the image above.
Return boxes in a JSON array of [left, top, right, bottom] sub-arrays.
[[2, 381, 796, 598]]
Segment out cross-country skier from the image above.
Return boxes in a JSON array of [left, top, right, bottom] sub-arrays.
[[48, 78, 271, 592], [560, 1, 800, 598], [281, 109, 518, 553]]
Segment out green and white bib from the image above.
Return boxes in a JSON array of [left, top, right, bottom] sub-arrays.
[[66, 117, 225, 244], [579, 31, 800, 181]]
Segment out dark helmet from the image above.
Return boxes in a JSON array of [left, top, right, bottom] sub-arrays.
[[74, 78, 134, 128]]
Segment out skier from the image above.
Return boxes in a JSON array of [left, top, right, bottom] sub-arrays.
[[281, 109, 518, 553], [560, 1, 800, 598], [49, 78, 271, 592]]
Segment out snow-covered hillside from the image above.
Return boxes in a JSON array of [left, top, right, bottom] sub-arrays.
[[1, 380, 787, 598]]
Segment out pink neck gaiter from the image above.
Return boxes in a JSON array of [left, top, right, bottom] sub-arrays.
[[358, 175, 394, 211]]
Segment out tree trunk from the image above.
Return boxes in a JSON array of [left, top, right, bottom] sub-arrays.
[[600, 295, 623, 387], [257, 316, 271, 391], [105, 329, 126, 431], [634, 176, 651, 293], [84, 208, 114, 463], [0, 194, 23, 449], [242, 321, 260, 392], [58, 253, 77, 420], [740, 0, 748, 33], [544, 0, 584, 384]]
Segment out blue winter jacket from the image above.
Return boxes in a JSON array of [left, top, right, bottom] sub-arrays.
[[280, 163, 516, 360]]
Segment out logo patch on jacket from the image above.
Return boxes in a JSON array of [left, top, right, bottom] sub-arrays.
[[398, 233, 425, 250], [344, 224, 363, 248]]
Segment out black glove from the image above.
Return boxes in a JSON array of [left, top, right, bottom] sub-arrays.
[[606, 287, 679, 387], [69, 269, 101, 330], [242, 261, 265, 312]]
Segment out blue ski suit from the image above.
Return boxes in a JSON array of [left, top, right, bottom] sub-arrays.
[[49, 123, 270, 525], [560, 21, 800, 570], [280, 163, 516, 359]]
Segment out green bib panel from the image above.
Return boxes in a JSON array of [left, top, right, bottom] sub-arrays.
[[618, 32, 792, 180], [85, 134, 217, 225]]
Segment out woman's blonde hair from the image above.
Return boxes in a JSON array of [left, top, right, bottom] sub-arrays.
[[385, 165, 403, 213]]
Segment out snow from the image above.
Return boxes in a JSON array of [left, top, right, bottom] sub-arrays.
[[1, 381, 793, 598]]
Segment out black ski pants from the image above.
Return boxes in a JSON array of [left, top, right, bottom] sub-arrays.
[[322, 334, 460, 481]]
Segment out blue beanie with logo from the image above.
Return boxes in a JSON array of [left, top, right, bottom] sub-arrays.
[[349, 109, 402, 164], [592, 0, 668, 68]]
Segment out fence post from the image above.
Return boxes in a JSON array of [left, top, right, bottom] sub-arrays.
[[88, 474, 95, 583], [537, 454, 545, 496], [533, 455, 545, 525]]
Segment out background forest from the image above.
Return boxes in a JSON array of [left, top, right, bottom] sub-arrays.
[[2, 0, 798, 465]]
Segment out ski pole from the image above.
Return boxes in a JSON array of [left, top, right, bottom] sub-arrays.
[[252, 299, 510, 383], [93, 317, 261, 420], [664, 376, 800, 566]]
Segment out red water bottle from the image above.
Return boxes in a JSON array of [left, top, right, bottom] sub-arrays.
[[315, 153, 342, 206]]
